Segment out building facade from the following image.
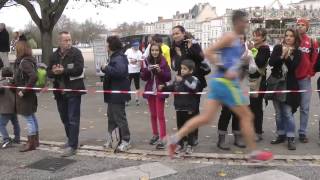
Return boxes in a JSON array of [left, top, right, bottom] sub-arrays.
[[142, 3, 221, 49]]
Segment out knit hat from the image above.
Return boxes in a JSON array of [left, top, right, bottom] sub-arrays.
[[297, 18, 310, 30], [132, 41, 140, 47]]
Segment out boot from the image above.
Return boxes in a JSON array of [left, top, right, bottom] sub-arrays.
[[288, 137, 296, 150], [217, 134, 230, 151], [233, 133, 246, 148], [35, 132, 39, 147], [20, 135, 36, 152], [271, 135, 286, 144]]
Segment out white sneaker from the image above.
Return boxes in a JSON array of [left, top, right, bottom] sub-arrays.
[[117, 141, 131, 152], [103, 141, 112, 149]]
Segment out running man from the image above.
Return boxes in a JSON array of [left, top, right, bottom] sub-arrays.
[[167, 10, 273, 162]]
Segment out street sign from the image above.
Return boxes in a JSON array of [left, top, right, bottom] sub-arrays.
[[93, 39, 108, 77]]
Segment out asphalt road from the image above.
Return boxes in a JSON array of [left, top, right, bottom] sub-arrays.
[[6, 50, 320, 156]]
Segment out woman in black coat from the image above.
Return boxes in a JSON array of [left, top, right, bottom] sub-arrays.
[[268, 28, 301, 150], [170, 25, 210, 146]]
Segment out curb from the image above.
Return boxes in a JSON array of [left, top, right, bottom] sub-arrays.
[[21, 137, 320, 161]]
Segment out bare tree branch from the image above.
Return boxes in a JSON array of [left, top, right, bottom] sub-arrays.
[[15, 0, 41, 27], [51, 0, 69, 29]]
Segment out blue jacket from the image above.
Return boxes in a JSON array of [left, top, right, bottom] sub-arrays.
[[102, 50, 130, 104]]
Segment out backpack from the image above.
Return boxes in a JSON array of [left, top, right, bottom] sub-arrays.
[[20, 60, 47, 88]]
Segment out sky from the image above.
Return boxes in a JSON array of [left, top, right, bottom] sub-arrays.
[[0, 0, 300, 31]]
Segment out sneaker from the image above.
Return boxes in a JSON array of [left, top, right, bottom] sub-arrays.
[[117, 141, 131, 152], [174, 145, 184, 154], [255, 134, 263, 142], [103, 141, 112, 149], [185, 145, 193, 154], [149, 135, 159, 145], [168, 143, 177, 158], [1, 140, 12, 149], [125, 102, 130, 106], [299, 134, 308, 143], [60, 142, 69, 149], [61, 147, 77, 157], [12, 138, 20, 144], [248, 150, 273, 163], [156, 141, 165, 150]]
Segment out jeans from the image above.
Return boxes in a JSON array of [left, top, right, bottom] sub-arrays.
[[298, 78, 312, 135], [56, 95, 82, 149], [148, 95, 166, 140], [217, 105, 240, 134], [0, 114, 20, 141], [273, 100, 296, 137], [22, 114, 39, 136], [107, 103, 130, 142]]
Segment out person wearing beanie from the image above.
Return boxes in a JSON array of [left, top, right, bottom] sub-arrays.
[[125, 41, 143, 106], [296, 18, 319, 143]]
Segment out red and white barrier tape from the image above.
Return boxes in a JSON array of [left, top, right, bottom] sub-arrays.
[[1, 85, 320, 95]]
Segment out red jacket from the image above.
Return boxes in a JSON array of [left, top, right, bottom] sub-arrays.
[[295, 34, 319, 80]]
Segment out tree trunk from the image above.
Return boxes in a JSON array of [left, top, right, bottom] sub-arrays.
[[40, 30, 53, 65]]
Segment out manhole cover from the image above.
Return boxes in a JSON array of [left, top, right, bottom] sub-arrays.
[[26, 157, 76, 172]]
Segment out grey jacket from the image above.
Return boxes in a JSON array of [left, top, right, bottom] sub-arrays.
[[0, 78, 16, 114]]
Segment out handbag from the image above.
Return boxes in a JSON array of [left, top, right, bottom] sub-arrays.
[[248, 76, 262, 98], [199, 60, 211, 76], [265, 75, 287, 102]]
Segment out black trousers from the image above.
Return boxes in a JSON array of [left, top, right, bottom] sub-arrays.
[[176, 111, 197, 146], [107, 103, 131, 142], [129, 73, 140, 90], [218, 106, 240, 133], [56, 95, 82, 149], [250, 96, 264, 134]]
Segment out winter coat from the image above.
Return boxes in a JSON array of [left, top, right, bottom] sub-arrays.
[[0, 78, 16, 114], [171, 39, 207, 89], [269, 44, 301, 112], [249, 45, 270, 98], [295, 34, 319, 80], [48, 47, 86, 99], [0, 29, 10, 52], [140, 56, 171, 100], [162, 75, 201, 111], [14, 56, 38, 116], [102, 50, 131, 104]]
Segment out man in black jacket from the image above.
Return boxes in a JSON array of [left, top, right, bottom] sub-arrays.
[[48, 31, 86, 157], [0, 23, 10, 67]]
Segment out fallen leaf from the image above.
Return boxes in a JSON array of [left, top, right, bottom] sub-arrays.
[[211, 125, 216, 128], [217, 170, 227, 177], [234, 150, 243, 154], [140, 175, 149, 180], [205, 136, 211, 138], [81, 128, 87, 130]]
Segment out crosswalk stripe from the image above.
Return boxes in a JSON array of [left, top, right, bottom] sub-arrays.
[[68, 162, 177, 180], [234, 170, 302, 180]]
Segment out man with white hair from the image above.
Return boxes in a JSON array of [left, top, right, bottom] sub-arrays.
[[0, 23, 10, 67]]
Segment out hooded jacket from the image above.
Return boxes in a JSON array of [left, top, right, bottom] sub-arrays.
[[295, 34, 319, 80]]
